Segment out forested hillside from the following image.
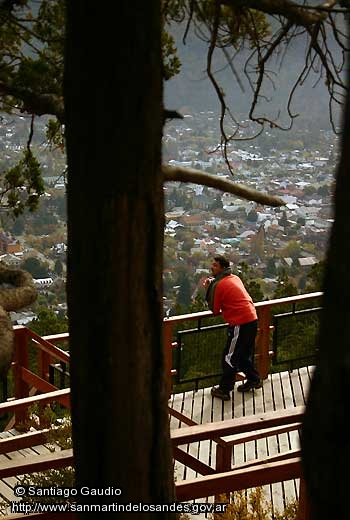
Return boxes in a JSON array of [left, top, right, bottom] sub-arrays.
[[165, 16, 343, 133]]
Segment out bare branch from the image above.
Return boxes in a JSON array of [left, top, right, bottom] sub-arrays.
[[248, 17, 294, 129], [206, 1, 236, 172], [162, 164, 285, 207]]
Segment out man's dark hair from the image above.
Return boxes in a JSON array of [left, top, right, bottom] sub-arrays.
[[214, 255, 230, 269]]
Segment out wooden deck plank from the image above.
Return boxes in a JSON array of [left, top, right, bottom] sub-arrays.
[[0, 476, 21, 502], [0, 449, 73, 479], [0, 427, 66, 514], [256, 376, 276, 511], [253, 383, 269, 463], [262, 373, 276, 413], [280, 372, 302, 506], [210, 387, 223, 475], [289, 369, 306, 407], [240, 391, 256, 468], [298, 366, 312, 405], [170, 369, 312, 515], [269, 372, 290, 514], [186, 389, 205, 481], [181, 390, 196, 481], [197, 387, 214, 472], [171, 391, 187, 481], [231, 384, 245, 468], [0, 452, 18, 504]]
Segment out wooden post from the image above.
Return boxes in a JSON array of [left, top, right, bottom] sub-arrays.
[[37, 349, 53, 427], [13, 327, 29, 427], [38, 349, 51, 383], [163, 319, 174, 399], [256, 305, 271, 380], [215, 440, 231, 507]]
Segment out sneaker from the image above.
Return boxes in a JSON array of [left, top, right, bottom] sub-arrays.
[[211, 386, 230, 401], [237, 380, 262, 393]]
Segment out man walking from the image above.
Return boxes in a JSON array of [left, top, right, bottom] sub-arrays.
[[204, 255, 262, 401]]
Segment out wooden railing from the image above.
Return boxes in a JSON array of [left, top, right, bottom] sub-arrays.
[[4, 326, 70, 428], [0, 294, 321, 518], [0, 394, 310, 519], [172, 406, 304, 498], [0, 404, 309, 519], [163, 291, 322, 395]]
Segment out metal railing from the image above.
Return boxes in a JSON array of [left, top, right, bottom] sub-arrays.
[[163, 292, 322, 394]]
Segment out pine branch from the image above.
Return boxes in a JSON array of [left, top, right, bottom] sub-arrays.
[[223, 0, 338, 27]]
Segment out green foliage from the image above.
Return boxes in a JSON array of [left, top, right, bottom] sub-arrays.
[[162, 30, 181, 80], [16, 413, 75, 504], [282, 240, 301, 260], [27, 308, 68, 336], [189, 293, 207, 312], [235, 262, 264, 302], [163, 1, 271, 49], [246, 279, 264, 303], [33, 0, 66, 57], [3, 150, 45, 215], [46, 118, 65, 150], [305, 260, 325, 292], [210, 194, 223, 210], [247, 209, 258, 222], [279, 211, 288, 228], [0, 1, 62, 215], [54, 258, 63, 276], [20, 256, 48, 278], [176, 272, 192, 307], [220, 7, 271, 49], [1, 1, 65, 107], [273, 271, 298, 299], [0, 497, 10, 515], [265, 257, 277, 277], [13, 57, 57, 96]]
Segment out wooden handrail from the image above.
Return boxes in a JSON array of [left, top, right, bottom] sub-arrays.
[[0, 448, 73, 478], [171, 406, 305, 446], [0, 388, 71, 414], [0, 429, 51, 454], [163, 291, 323, 391], [14, 326, 70, 364], [176, 456, 302, 502], [223, 421, 301, 446], [9, 292, 322, 408]]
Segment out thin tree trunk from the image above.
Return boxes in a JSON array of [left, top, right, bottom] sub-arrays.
[[301, 19, 350, 520], [64, 2, 175, 516]]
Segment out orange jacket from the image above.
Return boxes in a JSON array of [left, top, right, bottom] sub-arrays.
[[210, 274, 257, 325]]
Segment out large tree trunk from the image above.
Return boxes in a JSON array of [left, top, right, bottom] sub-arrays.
[[301, 21, 350, 520], [64, 2, 175, 516]]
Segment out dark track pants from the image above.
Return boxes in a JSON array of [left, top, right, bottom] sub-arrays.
[[219, 319, 260, 393]]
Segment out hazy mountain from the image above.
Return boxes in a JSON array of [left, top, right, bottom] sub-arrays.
[[164, 17, 344, 133]]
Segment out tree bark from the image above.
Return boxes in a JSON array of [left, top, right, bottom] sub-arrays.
[[64, 2, 175, 517], [301, 18, 350, 520]]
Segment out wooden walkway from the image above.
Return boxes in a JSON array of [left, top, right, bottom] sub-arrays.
[[169, 366, 314, 517], [0, 429, 54, 515], [0, 367, 313, 517]]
